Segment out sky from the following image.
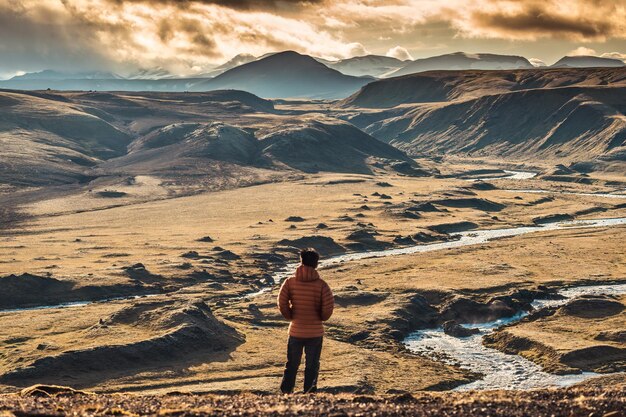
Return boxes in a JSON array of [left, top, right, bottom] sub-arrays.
[[1, 0, 626, 78]]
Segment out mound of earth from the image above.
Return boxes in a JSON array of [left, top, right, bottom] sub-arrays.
[[0, 300, 243, 385], [0, 273, 155, 310], [334, 290, 388, 307], [559, 296, 624, 319], [428, 221, 478, 234], [533, 214, 573, 225], [430, 198, 505, 212], [275, 236, 346, 257]]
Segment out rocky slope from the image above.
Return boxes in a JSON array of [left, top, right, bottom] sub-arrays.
[[360, 86, 626, 162], [0, 386, 623, 416]]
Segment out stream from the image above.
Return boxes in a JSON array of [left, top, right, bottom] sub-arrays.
[[7, 217, 626, 313], [404, 283, 626, 391]]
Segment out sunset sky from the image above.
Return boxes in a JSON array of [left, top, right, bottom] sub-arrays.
[[1, 0, 626, 78]]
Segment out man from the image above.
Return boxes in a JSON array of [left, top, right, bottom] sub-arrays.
[[277, 248, 334, 394]]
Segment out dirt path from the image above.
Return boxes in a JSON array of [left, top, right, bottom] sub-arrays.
[[0, 386, 623, 416]]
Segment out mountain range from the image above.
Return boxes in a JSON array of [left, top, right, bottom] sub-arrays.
[[1, 51, 624, 99]]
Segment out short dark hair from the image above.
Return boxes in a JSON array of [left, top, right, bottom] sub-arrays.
[[300, 248, 319, 268]]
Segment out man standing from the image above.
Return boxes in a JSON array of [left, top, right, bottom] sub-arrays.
[[277, 248, 334, 393]]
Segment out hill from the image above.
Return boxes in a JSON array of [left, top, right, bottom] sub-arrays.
[[387, 52, 533, 77], [0, 89, 423, 187], [552, 56, 625, 68], [190, 51, 371, 99], [361, 85, 626, 163], [0, 91, 131, 186], [101, 118, 420, 177], [257, 119, 417, 174], [341, 67, 626, 108]]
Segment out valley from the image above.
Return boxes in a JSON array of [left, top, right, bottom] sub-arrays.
[[0, 64, 625, 397]]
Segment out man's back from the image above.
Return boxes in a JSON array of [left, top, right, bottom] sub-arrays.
[[278, 264, 334, 338]]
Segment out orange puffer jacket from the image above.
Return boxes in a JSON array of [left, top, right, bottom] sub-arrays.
[[277, 264, 334, 338]]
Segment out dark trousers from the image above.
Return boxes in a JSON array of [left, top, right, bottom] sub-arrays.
[[280, 336, 323, 394]]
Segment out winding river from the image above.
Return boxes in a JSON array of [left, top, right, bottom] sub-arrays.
[[405, 283, 626, 391], [4, 169, 625, 391]]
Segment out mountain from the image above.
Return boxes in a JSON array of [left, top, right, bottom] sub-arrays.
[[551, 56, 625, 68], [9, 70, 123, 80], [341, 67, 626, 108], [192, 51, 371, 99], [358, 85, 626, 163], [387, 52, 534, 77], [318, 55, 405, 77]]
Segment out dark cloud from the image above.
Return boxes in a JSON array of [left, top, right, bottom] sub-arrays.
[[471, 6, 614, 40], [110, 0, 324, 11]]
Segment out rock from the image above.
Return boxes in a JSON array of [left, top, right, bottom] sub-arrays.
[[430, 198, 505, 212], [393, 235, 414, 245], [407, 202, 440, 212], [469, 181, 497, 191], [197, 236, 214, 242], [533, 213, 573, 225], [560, 297, 624, 318], [20, 385, 92, 397], [285, 216, 305, 222], [276, 236, 346, 256], [216, 250, 241, 261], [428, 221, 478, 234], [443, 320, 480, 338]]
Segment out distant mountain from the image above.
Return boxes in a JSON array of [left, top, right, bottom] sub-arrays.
[[318, 55, 405, 77], [387, 52, 534, 77], [341, 67, 626, 108], [551, 55, 625, 68], [191, 51, 371, 99], [9, 70, 123, 80]]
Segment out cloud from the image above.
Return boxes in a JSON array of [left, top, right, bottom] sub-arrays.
[[528, 58, 546, 67], [568, 46, 598, 56], [600, 52, 626, 62], [1, 0, 626, 76], [452, 0, 626, 42], [386, 46, 413, 60], [564, 47, 626, 62]]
